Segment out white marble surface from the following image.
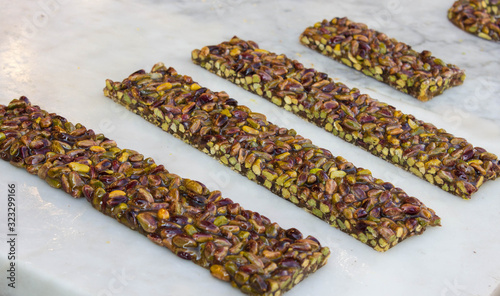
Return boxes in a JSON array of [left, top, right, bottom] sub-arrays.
[[0, 1, 499, 296]]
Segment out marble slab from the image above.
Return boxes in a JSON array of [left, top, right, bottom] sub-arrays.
[[0, 1, 499, 296]]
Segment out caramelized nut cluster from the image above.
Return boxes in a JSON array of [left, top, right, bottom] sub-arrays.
[[0, 97, 330, 295], [299, 17, 466, 101], [104, 63, 440, 252], [191, 37, 499, 199], [448, 0, 500, 41]]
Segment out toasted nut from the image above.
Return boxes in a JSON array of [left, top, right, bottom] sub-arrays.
[[68, 162, 90, 173], [210, 265, 230, 281]]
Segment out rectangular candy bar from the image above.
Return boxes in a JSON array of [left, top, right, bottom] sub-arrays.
[[0, 97, 331, 295], [448, 0, 500, 41], [103, 63, 440, 252], [299, 17, 466, 101], [191, 37, 499, 199]]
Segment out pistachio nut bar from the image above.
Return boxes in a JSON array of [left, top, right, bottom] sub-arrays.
[[191, 37, 500, 199], [448, 0, 500, 41], [299, 17, 466, 101], [0, 97, 331, 295], [103, 63, 440, 252]]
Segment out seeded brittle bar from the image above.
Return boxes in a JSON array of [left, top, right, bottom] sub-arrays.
[[299, 17, 466, 101], [103, 63, 440, 252], [448, 0, 500, 42], [0, 97, 331, 295], [191, 37, 500, 199]]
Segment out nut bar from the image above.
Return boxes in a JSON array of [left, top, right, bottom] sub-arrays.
[[191, 37, 500, 199], [0, 97, 331, 295], [299, 17, 466, 101], [103, 63, 440, 252], [448, 0, 500, 41]]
